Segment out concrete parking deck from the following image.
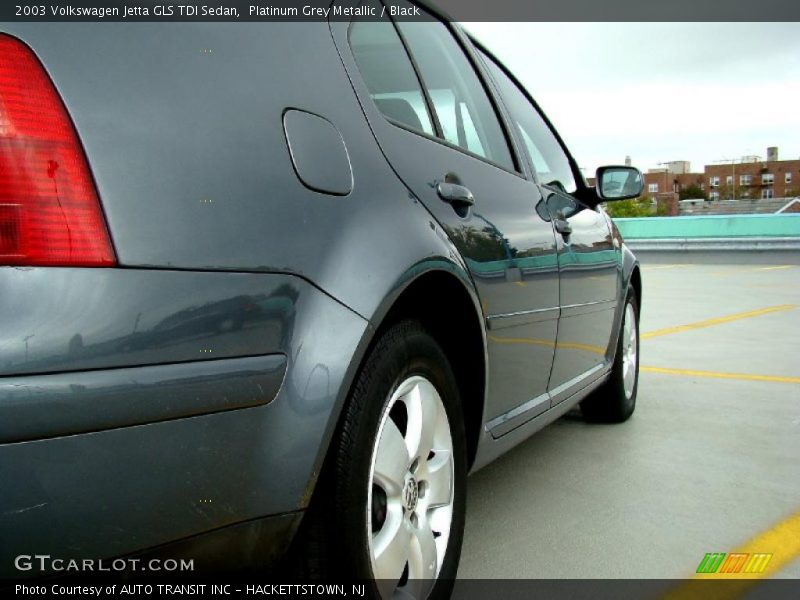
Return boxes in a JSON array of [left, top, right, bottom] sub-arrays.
[[459, 255, 800, 580]]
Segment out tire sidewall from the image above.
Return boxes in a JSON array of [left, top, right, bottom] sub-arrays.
[[616, 288, 640, 416], [332, 322, 467, 598]]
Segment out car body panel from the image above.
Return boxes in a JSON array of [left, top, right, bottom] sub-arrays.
[[0, 268, 369, 578], [0, 12, 641, 575], [0, 354, 287, 443], [0, 22, 473, 326], [331, 8, 560, 426], [545, 188, 619, 398]]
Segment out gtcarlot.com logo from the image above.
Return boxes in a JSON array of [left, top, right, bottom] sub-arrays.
[[696, 552, 773, 574], [14, 554, 194, 573]]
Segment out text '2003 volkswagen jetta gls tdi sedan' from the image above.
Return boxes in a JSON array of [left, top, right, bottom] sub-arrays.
[[0, 1, 643, 596]]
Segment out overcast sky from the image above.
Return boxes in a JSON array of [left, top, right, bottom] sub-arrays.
[[464, 23, 800, 176]]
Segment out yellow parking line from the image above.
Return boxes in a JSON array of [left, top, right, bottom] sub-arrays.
[[711, 265, 794, 276], [641, 305, 796, 340], [663, 510, 800, 600], [701, 509, 800, 579], [487, 334, 606, 355], [641, 366, 800, 384], [488, 334, 553, 349]]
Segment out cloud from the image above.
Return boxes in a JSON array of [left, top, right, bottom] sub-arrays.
[[465, 23, 800, 171]]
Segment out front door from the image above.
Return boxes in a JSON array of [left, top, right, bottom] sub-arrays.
[[476, 45, 619, 403], [332, 1, 560, 428], [544, 190, 619, 398]]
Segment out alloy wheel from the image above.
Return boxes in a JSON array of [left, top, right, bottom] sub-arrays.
[[367, 375, 455, 599], [622, 302, 638, 399]]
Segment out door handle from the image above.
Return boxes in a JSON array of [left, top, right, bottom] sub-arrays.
[[554, 217, 572, 236], [437, 182, 475, 208]]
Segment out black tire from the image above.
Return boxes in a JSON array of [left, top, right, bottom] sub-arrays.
[[580, 287, 640, 423], [291, 320, 467, 598]]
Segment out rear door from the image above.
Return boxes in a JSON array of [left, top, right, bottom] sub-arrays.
[[331, 0, 560, 430], [476, 49, 619, 403]]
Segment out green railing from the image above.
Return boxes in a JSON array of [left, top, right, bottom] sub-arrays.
[[613, 214, 800, 239]]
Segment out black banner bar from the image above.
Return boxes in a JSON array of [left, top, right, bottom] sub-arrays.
[[2, 0, 800, 22]]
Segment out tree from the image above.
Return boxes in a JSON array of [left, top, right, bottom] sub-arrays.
[[603, 197, 655, 218], [717, 184, 734, 200], [678, 185, 707, 201]]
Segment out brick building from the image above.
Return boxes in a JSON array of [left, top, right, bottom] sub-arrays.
[[703, 153, 799, 200], [591, 147, 800, 203]]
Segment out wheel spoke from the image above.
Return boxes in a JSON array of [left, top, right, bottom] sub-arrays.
[[372, 512, 411, 591], [423, 450, 453, 509], [374, 419, 410, 495], [405, 519, 438, 598], [403, 379, 439, 463], [369, 375, 455, 598], [622, 303, 638, 397]]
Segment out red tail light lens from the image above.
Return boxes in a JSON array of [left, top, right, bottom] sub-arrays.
[[0, 34, 115, 266]]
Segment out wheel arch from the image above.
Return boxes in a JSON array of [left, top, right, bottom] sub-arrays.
[[629, 263, 642, 308], [367, 264, 488, 471]]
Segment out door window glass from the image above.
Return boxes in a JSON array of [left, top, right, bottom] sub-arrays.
[[349, 18, 434, 135], [395, 15, 514, 170], [479, 50, 577, 194]]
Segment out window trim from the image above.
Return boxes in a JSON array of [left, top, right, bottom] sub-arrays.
[[468, 35, 590, 199], [375, 109, 527, 177], [345, 19, 437, 136], [388, 17, 520, 174], [345, 3, 524, 177]]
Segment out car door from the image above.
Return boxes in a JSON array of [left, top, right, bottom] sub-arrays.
[[331, 0, 560, 431], [476, 49, 620, 403]]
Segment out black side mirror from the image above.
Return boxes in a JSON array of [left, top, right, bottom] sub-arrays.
[[596, 166, 644, 201]]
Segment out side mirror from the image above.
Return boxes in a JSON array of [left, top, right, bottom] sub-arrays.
[[596, 166, 643, 201]]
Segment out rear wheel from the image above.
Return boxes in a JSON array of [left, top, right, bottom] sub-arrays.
[[296, 320, 466, 599], [581, 288, 639, 423]]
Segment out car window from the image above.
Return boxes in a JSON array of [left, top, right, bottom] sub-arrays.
[[349, 18, 435, 135], [394, 10, 515, 170], [478, 49, 577, 194]]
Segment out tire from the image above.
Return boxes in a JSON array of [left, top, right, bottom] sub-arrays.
[[580, 287, 640, 423], [293, 320, 467, 599]]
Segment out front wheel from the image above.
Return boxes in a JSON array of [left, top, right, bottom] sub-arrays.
[[581, 288, 640, 423], [296, 320, 467, 599]]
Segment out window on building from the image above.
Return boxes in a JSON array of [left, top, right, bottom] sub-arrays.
[[762, 173, 774, 185], [786, 172, 793, 185], [709, 176, 719, 188], [726, 175, 733, 186], [761, 188, 774, 199], [648, 183, 658, 193], [740, 174, 752, 186], [709, 191, 720, 201]]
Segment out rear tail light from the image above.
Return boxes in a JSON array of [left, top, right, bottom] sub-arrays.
[[0, 34, 115, 266]]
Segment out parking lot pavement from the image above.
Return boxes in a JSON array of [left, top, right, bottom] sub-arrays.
[[458, 255, 800, 580]]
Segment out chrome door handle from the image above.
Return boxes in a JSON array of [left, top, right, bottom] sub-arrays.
[[437, 182, 475, 208]]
